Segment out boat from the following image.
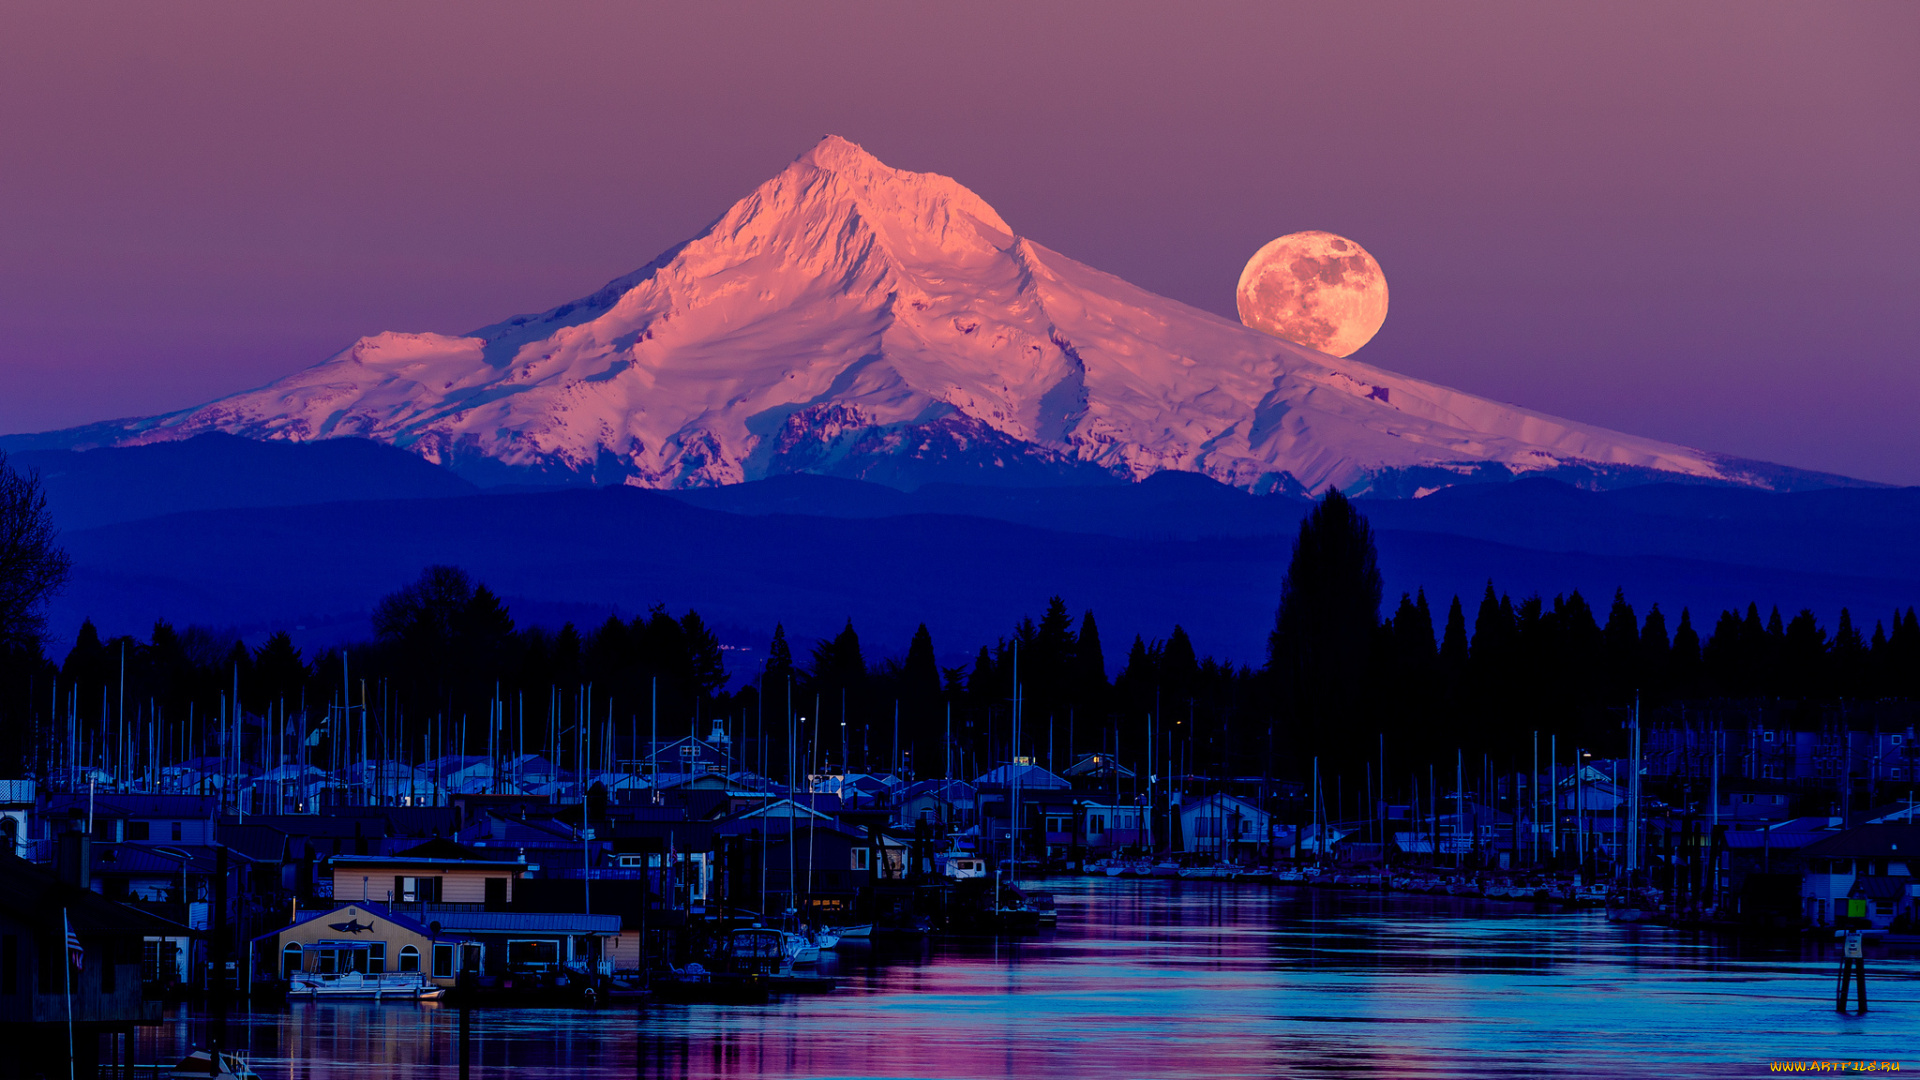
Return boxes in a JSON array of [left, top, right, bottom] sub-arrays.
[[1149, 861, 1181, 878], [1024, 890, 1058, 926], [830, 923, 873, 939], [941, 854, 988, 881], [1605, 888, 1662, 923], [655, 929, 839, 1002], [1103, 860, 1128, 877], [1571, 883, 1611, 907], [172, 1050, 260, 1079], [1177, 863, 1218, 880], [288, 971, 445, 1000], [782, 931, 821, 967], [812, 930, 841, 951]]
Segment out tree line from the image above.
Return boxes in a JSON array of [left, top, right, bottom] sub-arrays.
[[3, 446, 1917, 788]]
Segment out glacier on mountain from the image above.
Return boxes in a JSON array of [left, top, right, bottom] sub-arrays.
[[23, 136, 1856, 495]]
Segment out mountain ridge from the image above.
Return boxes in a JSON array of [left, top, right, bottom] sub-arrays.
[[2, 136, 1872, 496]]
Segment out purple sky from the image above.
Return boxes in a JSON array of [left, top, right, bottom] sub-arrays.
[[2, 2, 1915, 482]]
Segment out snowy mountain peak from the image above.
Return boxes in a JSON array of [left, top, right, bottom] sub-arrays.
[[23, 140, 1861, 496]]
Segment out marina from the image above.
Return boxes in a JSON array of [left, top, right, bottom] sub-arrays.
[[129, 877, 1916, 1079]]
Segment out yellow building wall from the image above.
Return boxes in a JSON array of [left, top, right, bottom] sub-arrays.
[[276, 903, 446, 985], [328, 867, 516, 905]]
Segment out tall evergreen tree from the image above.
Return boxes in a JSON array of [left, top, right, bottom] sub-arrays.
[[1670, 608, 1702, 696], [1602, 588, 1639, 702], [1073, 609, 1108, 715], [901, 623, 942, 777], [1638, 604, 1671, 701], [1267, 490, 1381, 753]]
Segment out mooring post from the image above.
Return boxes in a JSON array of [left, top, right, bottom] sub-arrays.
[[456, 968, 472, 1076], [1835, 929, 1867, 1013]]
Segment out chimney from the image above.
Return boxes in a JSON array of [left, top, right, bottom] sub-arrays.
[[57, 829, 91, 890]]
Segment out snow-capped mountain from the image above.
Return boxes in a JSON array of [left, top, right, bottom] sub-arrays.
[[17, 136, 1859, 495]]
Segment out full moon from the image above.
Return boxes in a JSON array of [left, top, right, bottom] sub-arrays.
[[1236, 231, 1388, 358]]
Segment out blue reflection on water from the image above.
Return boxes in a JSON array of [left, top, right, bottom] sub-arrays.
[[139, 879, 1918, 1078]]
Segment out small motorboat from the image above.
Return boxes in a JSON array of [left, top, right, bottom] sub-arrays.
[[288, 970, 445, 1001], [172, 1050, 260, 1079], [812, 931, 842, 951], [782, 932, 820, 967], [830, 923, 873, 939]]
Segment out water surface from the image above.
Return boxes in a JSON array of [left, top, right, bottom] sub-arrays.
[[138, 879, 1918, 1078]]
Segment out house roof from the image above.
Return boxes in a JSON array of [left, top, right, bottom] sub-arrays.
[[1801, 825, 1920, 860], [393, 837, 504, 861], [1182, 792, 1268, 815], [0, 853, 187, 936], [429, 910, 621, 935], [328, 854, 525, 870], [1853, 875, 1916, 901], [973, 764, 1070, 790], [91, 843, 229, 876], [217, 824, 291, 863], [257, 900, 438, 942], [41, 792, 221, 820], [1062, 753, 1136, 779], [901, 780, 975, 802]]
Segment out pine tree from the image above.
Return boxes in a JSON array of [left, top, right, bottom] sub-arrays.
[[1670, 608, 1702, 696], [902, 623, 941, 778], [1439, 595, 1470, 674], [1267, 490, 1381, 746], [1073, 609, 1108, 714], [766, 624, 793, 682], [1782, 609, 1827, 700], [1602, 588, 1639, 703], [1638, 604, 1670, 701]]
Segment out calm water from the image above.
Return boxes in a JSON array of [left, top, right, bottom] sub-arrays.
[[139, 879, 1917, 1078]]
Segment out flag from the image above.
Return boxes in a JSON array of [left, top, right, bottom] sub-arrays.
[[63, 909, 83, 971]]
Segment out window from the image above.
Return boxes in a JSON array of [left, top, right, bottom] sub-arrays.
[[282, 943, 302, 979], [39, 930, 59, 989], [852, 848, 870, 871], [127, 821, 150, 841], [1742, 794, 1755, 805], [1762, 732, 1775, 743], [396, 876, 444, 903], [1893, 734, 1905, 746], [484, 878, 507, 905], [618, 855, 644, 868], [507, 940, 558, 969], [1046, 817, 1066, 833], [1892, 768, 1905, 780], [316, 948, 338, 975], [398, 945, 419, 973], [367, 943, 386, 975], [1090, 816, 1106, 834], [171, 822, 182, 842], [432, 944, 454, 979]]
